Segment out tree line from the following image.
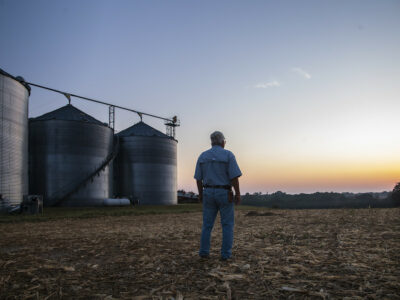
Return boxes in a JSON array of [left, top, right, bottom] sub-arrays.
[[241, 183, 400, 209]]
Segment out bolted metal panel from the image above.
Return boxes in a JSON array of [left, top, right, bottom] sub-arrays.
[[29, 107, 114, 206], [116, 123, 177, 205], [0, 72, 29, 211]]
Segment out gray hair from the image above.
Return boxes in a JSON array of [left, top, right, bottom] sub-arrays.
[[210, 131, 225, 145]]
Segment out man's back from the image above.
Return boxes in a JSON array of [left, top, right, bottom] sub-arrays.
[[195, 145, 241, 186]]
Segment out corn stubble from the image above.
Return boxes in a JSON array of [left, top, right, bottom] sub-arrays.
[[0, 208, 399, 299]]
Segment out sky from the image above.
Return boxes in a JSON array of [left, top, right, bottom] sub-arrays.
[[1, 0, 399, 194]]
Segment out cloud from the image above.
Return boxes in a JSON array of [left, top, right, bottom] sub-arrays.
[[292, 67, 311, 79], [253, 80, 281, 88]]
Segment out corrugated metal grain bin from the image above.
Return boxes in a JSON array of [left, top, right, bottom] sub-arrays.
[[0, 69, 30, 211], [115, 122, 177, 205], [29, 104, 114, 206]]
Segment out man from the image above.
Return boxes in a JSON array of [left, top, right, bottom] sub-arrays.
[[194, 131, 242, 261]]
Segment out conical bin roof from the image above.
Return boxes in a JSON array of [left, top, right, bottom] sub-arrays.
[[30, 104, 106, 126], [117, 121, 171, 138]]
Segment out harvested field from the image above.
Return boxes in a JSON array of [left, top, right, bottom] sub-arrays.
[[1, 206, 399, 299]]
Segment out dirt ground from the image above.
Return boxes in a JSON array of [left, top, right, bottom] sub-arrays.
[[1, 207, 399, 299]]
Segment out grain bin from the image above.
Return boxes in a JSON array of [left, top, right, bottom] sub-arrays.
[[115, 122, 177, 205], [0, 69, 30, 212], [29, 104, 114, 206]]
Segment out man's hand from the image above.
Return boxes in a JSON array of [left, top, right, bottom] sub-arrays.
[[196, 180, 203, 203], [231, 177, 241, 205], [234, 194, 241, 205]]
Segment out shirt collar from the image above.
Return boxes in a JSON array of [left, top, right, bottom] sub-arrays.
[[212, 145, 223, 149]]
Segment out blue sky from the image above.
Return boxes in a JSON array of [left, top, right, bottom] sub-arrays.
[[1, 0, 399, 193]]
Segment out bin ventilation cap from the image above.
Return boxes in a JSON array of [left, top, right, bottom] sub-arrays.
[[117, 121, 170, 138], [30, 104, 106, 126]]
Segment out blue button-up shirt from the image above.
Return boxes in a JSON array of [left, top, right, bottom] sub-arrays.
[[194, 145, 242, 185]]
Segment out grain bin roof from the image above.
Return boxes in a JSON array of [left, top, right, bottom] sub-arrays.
[[117, 121, 170, 138], [30, 104, 106, 126], [0, 67, 31, 94]]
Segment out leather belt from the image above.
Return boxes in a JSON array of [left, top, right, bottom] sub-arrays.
[[203, 184, 231, 190]]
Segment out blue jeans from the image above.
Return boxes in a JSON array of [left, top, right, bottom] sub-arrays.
[[199, 188, 234, 259]]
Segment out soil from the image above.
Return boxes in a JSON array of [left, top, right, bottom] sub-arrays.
[[1, 208, 399, 299]]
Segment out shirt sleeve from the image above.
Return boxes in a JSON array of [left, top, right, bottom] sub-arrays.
[[194, 157, 203, 180], [228, 153, 242, 180]]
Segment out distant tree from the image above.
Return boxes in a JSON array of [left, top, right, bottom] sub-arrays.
[[391, 182, 400, 205], [270, 191, 287, 202], [271, 191, 286, 197]]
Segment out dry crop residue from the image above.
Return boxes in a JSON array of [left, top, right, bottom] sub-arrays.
[[1, 208, 399, 299]]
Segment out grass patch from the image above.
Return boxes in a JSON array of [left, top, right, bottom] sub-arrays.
[[0, 203, 273, 224], [0, 204, 202, 224]]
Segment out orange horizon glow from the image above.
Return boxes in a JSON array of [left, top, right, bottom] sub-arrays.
[[178, 157, 400, 194]]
